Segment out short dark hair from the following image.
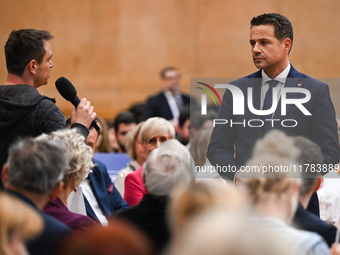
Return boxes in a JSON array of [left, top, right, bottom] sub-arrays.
[[113, 111, 137, 133], [178, 106, 190, 128], [250, 13, 293, 52], [160, 66, 178, 79], [4, 29, 53, 76]]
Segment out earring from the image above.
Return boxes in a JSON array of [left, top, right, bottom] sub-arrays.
[[74, 186, 78, 192]]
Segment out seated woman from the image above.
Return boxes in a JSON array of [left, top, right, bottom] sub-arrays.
[[237, 130, 330, 255], [39, 129, 96, 231], [0, 192, 43, 255], [115, 122, 147, 197], [124, 117, 175, 206]]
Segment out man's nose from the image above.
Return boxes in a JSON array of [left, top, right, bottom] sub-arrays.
[[252, 43, 261, 53], [50, 60, 54, 68]]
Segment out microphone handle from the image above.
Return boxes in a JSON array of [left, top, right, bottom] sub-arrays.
[[71, 95, 100, 133]]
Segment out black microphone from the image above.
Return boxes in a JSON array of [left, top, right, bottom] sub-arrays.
[[55, 77, 100, 133]]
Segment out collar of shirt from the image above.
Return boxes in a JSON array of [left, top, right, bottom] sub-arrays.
[[261, 62, 291, 85]]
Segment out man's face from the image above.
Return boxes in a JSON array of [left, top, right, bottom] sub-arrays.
[[250, 25, 290, 77], [177, 119, 190, 145], [87, 127, 99, 154], [161, 70, 180, 94], [34, 40, 54, 87], [117, 123, 137, 152]]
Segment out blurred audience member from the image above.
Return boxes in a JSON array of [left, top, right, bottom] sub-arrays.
[[144, 67, 196, 125], [129, 103, 146, 124], [175, 106, 190, 146], [292, 136, 337, 247], [169, 181, 246, 236], [93, 116, 113, 153], [238, 130, 330, 254], [115, 122, 147, 197], [189, 128, 223, 180], [82, 126, 129, 226], [117, 139, 193, 253], [168, 208, 295, 255], [113, 111, 137, 153], [317, 116, 340, 224], [0, 192, 43, 255], [2, 138, 71, 255], [38, 129, 95, 231], [57, 220, 155, 255], [190, 110, 217, 138], [124, 117, 175, 206], [107, 122, 120, 153]]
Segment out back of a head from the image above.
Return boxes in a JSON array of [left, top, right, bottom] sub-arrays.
[[5, 137, 67, 195], [189, 128, 213, 167], [169, 181, 247, 233], [36, 129, 94, 187], [190, 110, 217, 133], [140, 117, 175, 141], [294, 136, 323, 197], [113, 111, 137, 132], [57, 220, 155, 255], [242, 130, 300, 205], [144, 139, 193, 196], [5, 29, 53, 76], [168, 208, 294, 255], [0, 192, 43, 255]]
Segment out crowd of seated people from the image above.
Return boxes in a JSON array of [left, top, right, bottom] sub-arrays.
[[3, 66, 340, 255]]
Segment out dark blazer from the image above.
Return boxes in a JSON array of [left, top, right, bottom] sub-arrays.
[[7, 190, 72, 255], [116, 194, 169, 253], [85, 159, 129, 221], [144, 91, 193, 120], [207, 66, 340, 178], [43, 197, 95, 231], [293, 202, 336, 247]]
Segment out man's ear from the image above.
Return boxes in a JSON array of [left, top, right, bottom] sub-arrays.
[[313, 176, 323, 193], [27, 59, 37, 75], [1, 165, 8, 187], [48, 181, 64, 202], [283, 38, 292, 54]]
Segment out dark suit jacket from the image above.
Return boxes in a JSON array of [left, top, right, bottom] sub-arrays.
[[85, 159, 129, 221], [293, 202, 336, 247], [116, 194, 169, 253], [144, 91, 193, 120], [43, 197, 95, 231], [207, 66, 340, 178], [7, 190, 72, 255]]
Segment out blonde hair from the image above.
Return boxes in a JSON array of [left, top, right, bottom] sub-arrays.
[[189, 128, 212, 167], [95, 116, 113, 153], [169, 181, 247, 233], [0, 192, 43, 255], [241, 130, 300, 205], [37, 129, 94, 186], [140, 117, 175, 142], [125, 122, 144, 160]]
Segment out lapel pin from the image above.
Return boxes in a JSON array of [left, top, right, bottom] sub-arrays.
[[297, 83, 302, 87]]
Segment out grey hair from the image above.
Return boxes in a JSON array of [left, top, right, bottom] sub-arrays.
[[36, 129, 94, 186], [140, 117, 175, 142], [294, 136, 323, 197], [5, 138, 67, 195], [144, 139, 193, 196]]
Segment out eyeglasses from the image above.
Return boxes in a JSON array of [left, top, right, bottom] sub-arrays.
[[145, 136, 170, 147]]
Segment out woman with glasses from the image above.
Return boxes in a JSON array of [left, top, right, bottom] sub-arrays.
[[124, 117, 175, 206]]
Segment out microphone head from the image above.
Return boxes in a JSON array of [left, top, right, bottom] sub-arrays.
[[55, 77, 77, 101]]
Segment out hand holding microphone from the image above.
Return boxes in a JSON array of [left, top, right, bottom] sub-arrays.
[[55, 77, 99, 132]]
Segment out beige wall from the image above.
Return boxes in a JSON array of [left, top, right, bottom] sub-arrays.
[[1, 0, 340, 120]]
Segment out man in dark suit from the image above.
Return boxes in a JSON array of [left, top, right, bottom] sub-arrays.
[[1, 138, 72, 255], [144, 67, 195, 124], [207, 13, 339, 179], [84, 126, 129, 225]]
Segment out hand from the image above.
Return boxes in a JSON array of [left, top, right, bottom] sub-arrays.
[[71, 98, 96, 128], [331, 243, 340, 255]]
